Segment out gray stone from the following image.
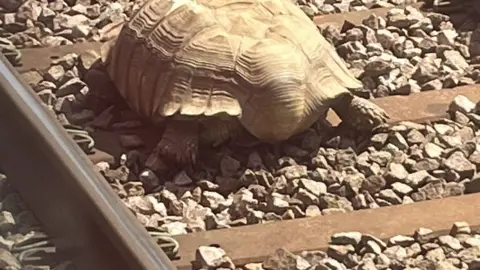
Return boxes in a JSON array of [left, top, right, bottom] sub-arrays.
[[422, 79, 443, 91], [434, 261, 460, 270], [162, 221, 188, 235], [124, 196, 155, 215], [266, 194, 290, 215], [442, 50, 469, 71], [389, 132, 408, 150], [201, 191, 226, 211], [388, 235, 415, 247], [465, 237, 480, 248], [437, 29, 458, 47], [371, 133, 389, 149], [293, 188, 318, 206], [262, 248, 298, 270], [364, 60, 394, 77], [406, 129, 425, 145], [369, 151, 392, 166], [377, 189, 402, 204], [438, 235, 462, 251], [414, 227, 435, 244], [443, 151, 475, 178], [383, 245, 407, 262], [44, 64, 66, 85], [412, 158, 440, 171], [361, 175, 385, 194], [319, 194, 353, 212], [405, 170, 431, 188], [376, 29, 395, 49], [425, 247, 446, 262], [0, 212, 15, 232], [424, 143, 444, 158], [434, 123, 454, 135], [298, 178, 326, 197], [0, 249, 20, 270], [327, 244, 355, 261], [450, 221, 471, 235], [305, 205, 322, 217], [458, 246, 480, 264], [277, 165, 308, 181], [195, 246, 234, 269], [449, 95, 476, 115], [386, 163, 408, 183], [331, 232, 362, 246], [392, 182, 413, 195]]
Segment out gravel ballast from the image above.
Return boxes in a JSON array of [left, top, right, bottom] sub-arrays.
[[0, 173, 71, 270], [13, 0, 480, 263], [16, 1, 480, 239], [0, 0, 419, 52], [194, 221, 480, 270], [29, 45, 480, 238], [0, 0, 146, 48], [293, 0, 419, 18], [320, 6, 480, 98], [107, 94, 480, 235]]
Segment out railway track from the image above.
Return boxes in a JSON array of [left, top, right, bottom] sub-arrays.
[[1, 0, 480, 269]]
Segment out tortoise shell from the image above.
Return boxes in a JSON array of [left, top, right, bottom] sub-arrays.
[[102, 0, 362, 142]]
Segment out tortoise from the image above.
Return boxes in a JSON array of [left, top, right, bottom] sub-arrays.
[[85, 0, 389, 179]]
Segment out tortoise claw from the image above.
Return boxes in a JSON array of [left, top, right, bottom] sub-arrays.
[[157, 126, 199, 166], [144, 120, 199, 179], [144, 148, 169, 181], [343, 96, 390, 132]]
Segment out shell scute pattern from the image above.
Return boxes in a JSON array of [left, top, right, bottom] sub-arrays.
[[105, 0, 362, 141]]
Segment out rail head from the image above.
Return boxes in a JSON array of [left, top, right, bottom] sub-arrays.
[[0, 54, 175, 270]]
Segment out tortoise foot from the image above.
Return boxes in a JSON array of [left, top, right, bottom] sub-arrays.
[[145, 120, 199, 176], [145, 147, 169, 174], [334, 94, 389, 132], [348, 96, 389, 131]]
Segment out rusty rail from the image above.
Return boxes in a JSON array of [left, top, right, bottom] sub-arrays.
[[7, 3, 480, 270], [0, 55, 175, 269]]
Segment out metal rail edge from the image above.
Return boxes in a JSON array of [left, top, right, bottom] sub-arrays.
[[0, 54, 175, 269]]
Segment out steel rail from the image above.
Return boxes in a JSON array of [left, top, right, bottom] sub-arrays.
[[0, 53, 176, 270]]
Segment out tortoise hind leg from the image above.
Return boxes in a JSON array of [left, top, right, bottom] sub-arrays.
[[145, 120, 199, 177], [332, 93, 389, 132], [83, 60, 125, 114]]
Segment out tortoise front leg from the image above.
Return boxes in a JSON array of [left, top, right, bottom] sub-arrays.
[[332, 93, 389, 132], [145, 120, 199, 178]]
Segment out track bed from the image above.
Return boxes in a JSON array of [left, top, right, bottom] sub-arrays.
[[1, 1, 480, 269]]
